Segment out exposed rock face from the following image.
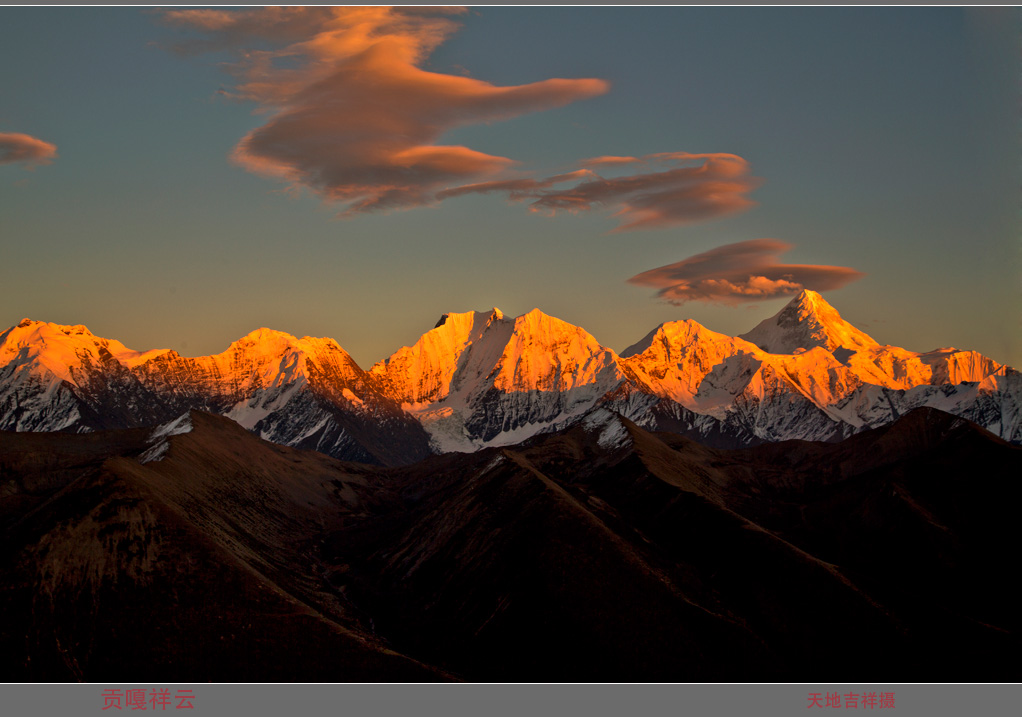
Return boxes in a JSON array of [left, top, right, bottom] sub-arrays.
[[128, 328, 432, 466], [607, 291, 1015, 446], [367, 292, 1016, 451], [0, 321, 430, 465], [0, 320, 173, 433], [1, 290, 1018, 461], [371, 308, 623, 451]]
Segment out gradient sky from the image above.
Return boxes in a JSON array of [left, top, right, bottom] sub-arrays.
[[1, 6, 1018, 369]]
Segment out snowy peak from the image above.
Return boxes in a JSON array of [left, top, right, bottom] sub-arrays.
[[229, 326, 300, 350], [117, 325, 425, 462], [622, 319, 755, 359], [14, 318, 94, 337], [492, 309, 620, 393], [370, 307, 625, 453], [132, 326, 366, 404], [225, 327, 350, 362], [740, 290, 879, 355], [0, 318, 170, 385], [619, 319, 763, 405], [917, 348, 1005, 385], [1, 301, 1019, 455], [223, 327, 356, 367], [372, 307, 621, 404], [371, 308, 514, 404], [435, 307, 503, 329]]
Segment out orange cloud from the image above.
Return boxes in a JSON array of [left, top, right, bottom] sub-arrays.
[[0, 132, 57, 168], [161, 9, 762, 232], [534, 154, 759, 232], [628, 239, 864, 305], [160, 7, 609, 215], [445, 153, 760, 231]]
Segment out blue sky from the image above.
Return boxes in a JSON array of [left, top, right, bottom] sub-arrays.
[[1, 6, 1018, 368]]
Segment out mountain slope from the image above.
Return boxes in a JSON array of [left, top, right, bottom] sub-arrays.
[[0, 411, 445, 681], [613, 291, 1014, 445], [1, 407, 1017, 680]]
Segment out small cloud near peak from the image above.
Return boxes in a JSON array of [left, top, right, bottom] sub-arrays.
[[628, 238, 864, 305]]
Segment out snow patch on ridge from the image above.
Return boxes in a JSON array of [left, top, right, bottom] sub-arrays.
[[481, 453, 506, 474], [295, 416, 330, 443], [139, 413, 193, 464], [582, 408, 631, 451], [224, 382, 304, 429]]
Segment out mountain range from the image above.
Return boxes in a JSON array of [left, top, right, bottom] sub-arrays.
[[1, 406, 1017, 681], [1, 290, 1018, 463]]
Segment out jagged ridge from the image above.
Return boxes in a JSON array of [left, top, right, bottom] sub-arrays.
[[0, 290, 1018, 462]]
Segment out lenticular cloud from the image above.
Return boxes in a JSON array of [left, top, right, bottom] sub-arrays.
[[628, 239, 864, 305], [161, 7, 759, 231], [161, 7, 607, 215]]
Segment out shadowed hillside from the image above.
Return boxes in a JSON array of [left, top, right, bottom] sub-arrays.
[[0, 407, 1017, 681]]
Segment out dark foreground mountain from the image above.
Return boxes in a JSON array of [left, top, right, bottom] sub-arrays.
[[0, 407, 1017, 681], [0, 414, 444, 681]]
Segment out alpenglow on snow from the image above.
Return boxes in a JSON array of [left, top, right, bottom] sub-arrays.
[[0, 291, 1017, 463]]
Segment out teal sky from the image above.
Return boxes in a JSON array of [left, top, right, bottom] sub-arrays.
[[1, 6, 1018, 369]]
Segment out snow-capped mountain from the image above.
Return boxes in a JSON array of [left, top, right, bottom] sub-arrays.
[[364, 291, 1016, 450], [0, 319, 172, 432], [370, 308, 623, 452], [0, 290, 1018, 461], [740, 288, 878, 355], [609, 291, 1015, 445], [0, 320, 430, 465], [613, 326, 856, 444], [129, 327, 432, 464]]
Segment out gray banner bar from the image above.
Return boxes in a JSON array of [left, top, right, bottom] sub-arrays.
[[0, 684, 1015, 717]]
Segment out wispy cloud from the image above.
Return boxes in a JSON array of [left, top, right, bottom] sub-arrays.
[[435, 169, 597, 201], [161, 8, 759, 231], [0, 132, 57, 168], [628, 239, 864, 305], [442, 152, 760, 232], [537, 153, 759, 232]]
